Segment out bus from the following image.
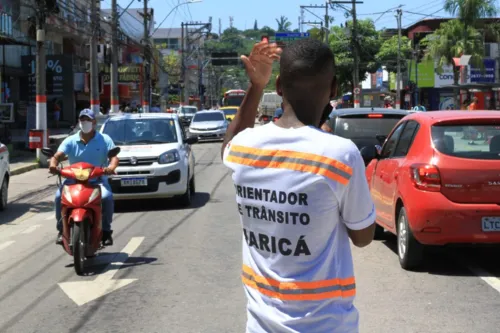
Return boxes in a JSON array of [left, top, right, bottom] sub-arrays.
[[223, 89, 246, 107]]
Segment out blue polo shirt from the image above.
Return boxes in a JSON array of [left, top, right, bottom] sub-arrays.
[[57, 131, 116, 167]]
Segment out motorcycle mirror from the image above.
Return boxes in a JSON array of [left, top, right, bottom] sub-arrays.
[[41, 147, 55, 158], [108, 147, 121, 158]]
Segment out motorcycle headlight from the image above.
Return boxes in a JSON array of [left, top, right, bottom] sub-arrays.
[[71, 167, 92, 181], [88, 187, 101, 204], [158, 149, 180, 164], [62, 185, 72, 203]]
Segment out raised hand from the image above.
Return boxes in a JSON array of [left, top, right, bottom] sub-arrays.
[[240, 41, 282, 89]]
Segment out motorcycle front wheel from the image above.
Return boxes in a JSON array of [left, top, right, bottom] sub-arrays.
[[72, 223, 86, 276]]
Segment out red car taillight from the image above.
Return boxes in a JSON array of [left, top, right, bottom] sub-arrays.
[[273, 117, 279, 122], [410, 164, 441, 192]]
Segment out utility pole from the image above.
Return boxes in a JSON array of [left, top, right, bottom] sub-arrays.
[[110, 0, 119, 113], [324, 0, 329, 44], [181, 22, 186, 105], [351, 0, 360, 108], [35, 1, 47, 165], [90, 0, 100, 115], [142, 0, 151, 112], [395, 8, 402, 109]]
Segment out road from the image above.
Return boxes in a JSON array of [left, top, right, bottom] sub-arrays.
[[0, 142, 499, 333]]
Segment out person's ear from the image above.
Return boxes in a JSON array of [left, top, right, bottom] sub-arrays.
[[276, 75, 283, 96], [330, 75, 337, 99]]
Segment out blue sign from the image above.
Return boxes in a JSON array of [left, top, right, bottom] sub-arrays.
[[470, 58, 495, 83], [376, 68, 383, 88], [275, 32, 310, 38]]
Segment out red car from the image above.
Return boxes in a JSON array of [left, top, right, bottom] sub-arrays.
[[364, 111, 500, 270]]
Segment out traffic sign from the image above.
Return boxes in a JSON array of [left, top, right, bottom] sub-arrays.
[[275, 32, 311, 38], [354, 87, 361, 94]]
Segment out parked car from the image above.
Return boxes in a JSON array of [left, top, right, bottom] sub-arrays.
[[364, 111, 500, 270], [273, 108, 283, 122], [100, 113, 197, 206], [220, 106, 238, 122], [0, 141, 9, 210], [177, 105, 198, 126], [187, 110, 228, 141], [325, 108, 409, 162]]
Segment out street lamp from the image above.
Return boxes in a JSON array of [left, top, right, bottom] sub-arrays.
[[151, 0, 202, 37]]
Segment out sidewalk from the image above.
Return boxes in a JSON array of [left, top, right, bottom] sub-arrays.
[[9, 153, 39, 176]]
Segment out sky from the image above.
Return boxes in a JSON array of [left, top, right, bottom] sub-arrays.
[[102, 0, 453, 34]]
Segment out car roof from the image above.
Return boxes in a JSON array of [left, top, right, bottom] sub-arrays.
[[107, 113, 178, 121], [195, 110, 224, 114], [404, 110, 500, 126], [332, 107, 410, 117]]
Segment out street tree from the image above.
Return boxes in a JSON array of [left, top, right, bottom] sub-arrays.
[[422, 19, 484, 107], [375, 35, 412, 73], [329, 18, 381, 94], [276, 16, 292, 32], [254, 20, 258, 30]]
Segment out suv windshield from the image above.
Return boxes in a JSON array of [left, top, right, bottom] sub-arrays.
[[180, 107, 197, 114], [193, 112, 224, 122], [334, 114, 404, 140], [431, 124, 500, 160], [102, 118, 178, 145]]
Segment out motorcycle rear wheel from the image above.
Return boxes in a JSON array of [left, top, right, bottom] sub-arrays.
[[72, 223, 86, 276]]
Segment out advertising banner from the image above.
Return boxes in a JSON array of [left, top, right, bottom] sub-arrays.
[[470, 58, 495, 83], [434, 63, 455, 88]]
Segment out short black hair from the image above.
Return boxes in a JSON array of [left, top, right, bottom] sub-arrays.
[[279, 38, 335, 123]]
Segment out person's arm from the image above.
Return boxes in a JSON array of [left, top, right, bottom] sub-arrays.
[[49, 138, 71, 174], [104, 136, 119, 175], [221, 40, 282, 159], [338, 144, 376, 248]]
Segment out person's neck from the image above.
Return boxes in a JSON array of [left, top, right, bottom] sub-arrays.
[[80, 131, 96, 143], [274, 107, 319, 129]]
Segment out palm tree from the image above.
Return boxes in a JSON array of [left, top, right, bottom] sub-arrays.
[[423, 19, 484, 107], [444, 0, 497, 28], [275, 16, 292, 32]]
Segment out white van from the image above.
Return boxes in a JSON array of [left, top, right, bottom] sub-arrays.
[[259, 92, 282, 116]]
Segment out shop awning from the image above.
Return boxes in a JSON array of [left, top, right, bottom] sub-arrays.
[[438, 83, 500, 90]]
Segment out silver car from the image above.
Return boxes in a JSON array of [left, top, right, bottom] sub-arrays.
[[187, 110, 228, 141]]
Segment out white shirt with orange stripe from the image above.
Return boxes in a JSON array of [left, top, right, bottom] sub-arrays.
[[223, 122, 375, 333]]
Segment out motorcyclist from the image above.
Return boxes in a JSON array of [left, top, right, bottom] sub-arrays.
[[49, 108, 119, 246]]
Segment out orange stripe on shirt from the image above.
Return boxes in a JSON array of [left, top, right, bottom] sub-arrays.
[[242, 265, 356, 301]]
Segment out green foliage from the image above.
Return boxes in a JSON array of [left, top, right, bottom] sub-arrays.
[[423, 20, 485, 79], [329, 19, 381, 93], [276, 16, 292, 32], [375, 35, 412, 73]]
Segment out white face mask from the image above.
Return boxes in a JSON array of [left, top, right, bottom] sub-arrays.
[[80, 121, 94, 134]]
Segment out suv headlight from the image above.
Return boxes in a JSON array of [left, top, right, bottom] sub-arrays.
[[158, 149, 180, 164]]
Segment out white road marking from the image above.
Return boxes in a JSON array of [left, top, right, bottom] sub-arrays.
[[0, 241, 15, 251], [466, 264, 500, 294], [21, 225, 41, 234], [58, 236, 145, 306]]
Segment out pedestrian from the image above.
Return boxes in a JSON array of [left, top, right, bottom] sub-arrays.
[[221, 38, 376, 332], [53, 99, 61, 128], [468, 96, 479, 111]]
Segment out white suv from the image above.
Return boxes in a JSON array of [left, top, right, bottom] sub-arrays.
[[0, 141, 9, 211], [100, 113, 198, 206]]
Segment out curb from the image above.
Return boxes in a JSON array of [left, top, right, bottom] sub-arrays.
[[10, 163, 39, 176]]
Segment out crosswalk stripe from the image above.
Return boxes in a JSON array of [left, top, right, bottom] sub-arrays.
[[0, 241, 15, 251], [21, 225, 41, 234]]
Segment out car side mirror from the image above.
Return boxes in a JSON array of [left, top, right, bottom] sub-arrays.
[[41, 147, 55, 158], [360, 145, 379, 166], [376, 134, 387, 145], [184, 136, 198, 145], [108, 147, 121, 158]]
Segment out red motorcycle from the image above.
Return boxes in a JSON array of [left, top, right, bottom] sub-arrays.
[[42, 146, 120, 275]]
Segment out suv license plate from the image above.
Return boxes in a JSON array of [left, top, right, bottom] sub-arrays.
[[121, 178, 147, 187], [481, 217, 500, 232]]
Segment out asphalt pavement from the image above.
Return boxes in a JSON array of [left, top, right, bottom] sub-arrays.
[[0, 141, 499, 333]]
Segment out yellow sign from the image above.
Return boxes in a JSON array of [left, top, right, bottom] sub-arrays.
[[102, 65, 141, 83]]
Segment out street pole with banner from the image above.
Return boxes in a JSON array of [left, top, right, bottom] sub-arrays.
[[395, 9, 402, 109], [35, 0, 48, 165], [110, 0, 119, 113]]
